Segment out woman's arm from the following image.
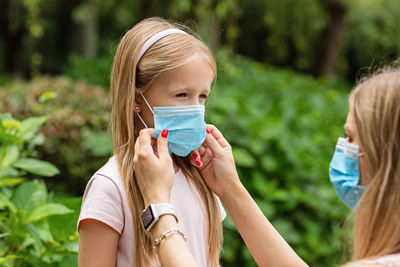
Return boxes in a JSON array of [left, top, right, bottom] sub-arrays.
[[78, 219, 119, 267], [222, 181, 307, 267], [133, 129, 198, 267], [194, 126, 308, 267]]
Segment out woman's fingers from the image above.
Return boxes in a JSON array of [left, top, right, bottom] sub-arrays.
[[157, 129, 171, 163], [204, 129, 226, 157], [190, 149, 202, 168], [206, 124, 231, 151]]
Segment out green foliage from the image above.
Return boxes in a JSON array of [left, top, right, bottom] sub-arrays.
[[0, 76, 113, 194], [62, 54, 113, 88], [0, 113, 80, 266], [207, 50, 353, 266], [343, 0, 400, 76]]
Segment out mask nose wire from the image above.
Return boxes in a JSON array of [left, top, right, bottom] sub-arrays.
[[136, 91, 154, 129]]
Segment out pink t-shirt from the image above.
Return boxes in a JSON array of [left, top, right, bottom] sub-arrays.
[[78, 156, 226, 267], [350, 254, 400, 267]]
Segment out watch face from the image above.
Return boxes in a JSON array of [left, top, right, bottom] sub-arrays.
[[141, 205, 154, 230]]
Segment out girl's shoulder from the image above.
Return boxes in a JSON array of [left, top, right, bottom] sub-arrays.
[[83, 156, 125, 200], [93, 156, 122, 184]]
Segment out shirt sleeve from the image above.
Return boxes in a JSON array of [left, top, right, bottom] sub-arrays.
[[77, 174, 124, 234]]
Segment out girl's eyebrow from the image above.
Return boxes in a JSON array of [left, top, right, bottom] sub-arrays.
[[172, 87, 211, 93]]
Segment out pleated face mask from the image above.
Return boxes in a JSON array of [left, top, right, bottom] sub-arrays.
[[136, 93, 206, 157], [329, 137, 365, 209]]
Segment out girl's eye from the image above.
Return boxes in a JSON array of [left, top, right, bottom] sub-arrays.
[[199, 94, 208, 99], [176, 93, 187, 98]]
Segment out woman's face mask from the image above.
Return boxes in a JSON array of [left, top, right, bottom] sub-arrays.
[[329, 137, 365, 209]]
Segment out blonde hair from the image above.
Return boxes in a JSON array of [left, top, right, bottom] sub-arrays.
[[110, 17, 222, 266], [349, 68, 400, 260]]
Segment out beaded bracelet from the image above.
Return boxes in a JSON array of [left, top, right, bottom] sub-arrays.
[[154, 227, 187, 247]]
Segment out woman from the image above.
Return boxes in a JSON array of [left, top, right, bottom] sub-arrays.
[[134, 68, 400, 266]]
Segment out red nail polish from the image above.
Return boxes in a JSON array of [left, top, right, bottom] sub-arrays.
[[196, 161, 201, 167], [161, 129, 168, 138], [192, 153, 198, 160], [206, 127, 211, 134]]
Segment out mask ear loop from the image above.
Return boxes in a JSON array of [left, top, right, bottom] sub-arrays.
[[136, 91, 154, 129]]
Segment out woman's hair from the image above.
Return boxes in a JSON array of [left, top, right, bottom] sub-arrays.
[[349, 67, 400, 259], [110, 17, 222, 266]]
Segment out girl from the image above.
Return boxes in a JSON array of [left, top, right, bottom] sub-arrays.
[[78, 17, 225, 267], [134, 67, 400, 266]]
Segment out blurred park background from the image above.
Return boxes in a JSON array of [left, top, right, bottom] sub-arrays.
[[1, 0, 400, 266]]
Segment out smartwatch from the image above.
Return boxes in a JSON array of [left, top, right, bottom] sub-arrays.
[[141, 203, 178, 231]]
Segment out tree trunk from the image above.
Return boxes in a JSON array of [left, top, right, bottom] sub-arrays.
[[3, 0, 25, 79], [81, 0, 97, 58], [315, 0, 347, 77]]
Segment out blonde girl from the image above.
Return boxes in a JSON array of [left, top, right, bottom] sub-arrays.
[[133, 68, 400, 266], [77, 17, 225, 267]]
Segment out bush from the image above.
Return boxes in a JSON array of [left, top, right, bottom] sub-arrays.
[[62, 54, 113, 88], [0, 113, 80, 266], [0, 76, 113, 195], [208, 51, 353, 266]]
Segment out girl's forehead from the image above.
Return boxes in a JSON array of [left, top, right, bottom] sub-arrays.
[[152, 60, 214, 90]]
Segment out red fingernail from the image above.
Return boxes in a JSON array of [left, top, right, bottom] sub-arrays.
[[206, 127, 211, 134], [161, 129, 168, 138], [196, 161, 201, 167], [192, 153, 198, 160]]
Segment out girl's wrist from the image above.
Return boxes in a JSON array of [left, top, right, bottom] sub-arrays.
[[150, 214, 178, 238]]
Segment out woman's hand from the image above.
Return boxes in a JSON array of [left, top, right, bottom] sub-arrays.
[[133, 128, 175, 206], [190, 125, 241, 199]]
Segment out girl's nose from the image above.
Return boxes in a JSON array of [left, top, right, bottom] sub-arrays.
[[189, 97, 200, 105]]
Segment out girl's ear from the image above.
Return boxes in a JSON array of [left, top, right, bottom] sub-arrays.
[[134, 104, 141, 113], [135, 92, 143, 113]]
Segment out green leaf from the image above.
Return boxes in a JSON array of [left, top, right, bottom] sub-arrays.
[[0, 130, 23, 145], [0, 177, 26, 188], [19, 116, 47, 135], [0, 145, 19, 170], [25, 203, 73, 223], [0, 232, 10, 238], [0, 193, 17, 213], [11, 180, 47, 211], [0, 254, 24, 264], [13, 158, 59, 177], [48, 197, 82, 242]]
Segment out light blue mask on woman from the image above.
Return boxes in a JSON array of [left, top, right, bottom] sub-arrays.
[[136, 93, 206, 157], [329, 137, 365, 209]]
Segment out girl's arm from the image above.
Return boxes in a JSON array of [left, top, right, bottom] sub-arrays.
[[133, 129, 198, 267], [195, 125, 308, 267], [78, 219, 119, 267], [150, 215, 198, 267]]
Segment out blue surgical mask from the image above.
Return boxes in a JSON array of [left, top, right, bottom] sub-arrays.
[[136, 93, 206, 157], [329, 137, 365, 210]]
